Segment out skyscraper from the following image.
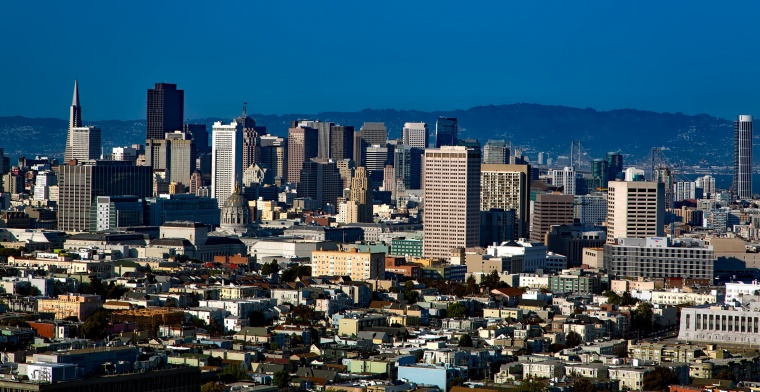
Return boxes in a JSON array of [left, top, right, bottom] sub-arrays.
[[58, 160, 152, 232], [346, 166, 373, 223], [435, 117, 458, 148], [66, 126, 101, 162], [550, 166, 576, 195], [606, 181, 665, 242], [530, 194, 574, 243], [483, 140, 510, 164], [287, 122, 319, 184], [606, 152, 623, 182], [259, 135, 287, 182], [394, 146, 423, 190], [145, 131, 196, 186], [735, 114, 753, 200], [211, 121, 243, 208], [239, 104, 267, 169], [146, 83, 184, 140], [423, 146, 481, 259], [184, 124, 208, 155], [402, 122, 429, 148], [480, 164, 531, 239], [353, 122, 387, 165], [297, 159, 342, 210], [65, 80, 82, 148]]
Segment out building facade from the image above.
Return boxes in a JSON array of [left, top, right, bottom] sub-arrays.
[[480, 164, 531, 239], [604, 237, 714, 279], [530, 193, 574, 243], [211, 121, 243, 208], [311, 249, 386, 281], [734, 114, 753, 200], [423, 146, 481, 259], [606, 181, 665, 242], [402, 122, 429, 149], [146, 83, 184, 140]]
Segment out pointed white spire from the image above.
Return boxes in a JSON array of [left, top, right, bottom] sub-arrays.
[[72, 80, 80, 107]]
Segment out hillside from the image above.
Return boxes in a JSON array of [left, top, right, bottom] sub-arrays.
[[0, 104, 734, 166]]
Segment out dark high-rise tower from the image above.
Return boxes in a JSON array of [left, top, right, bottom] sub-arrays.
[[735, 115, 753, 200], [287, 121, 319, 184], [146, 83, 184, 140], [239, 104, 267, 169], [435, 117, 458, 148]]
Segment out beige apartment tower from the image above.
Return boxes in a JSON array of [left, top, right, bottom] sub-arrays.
[[530, 193, 574, 243], [606, 180, 665, 243], [423, 146, 481, 259], [311, 248, 385, 281], [481, 164, 531, 238]]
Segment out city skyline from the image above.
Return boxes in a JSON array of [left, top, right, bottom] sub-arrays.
[[2, 2, 760, 120]]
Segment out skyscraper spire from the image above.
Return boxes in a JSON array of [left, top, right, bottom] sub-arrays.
[[242, 102, 248, 118], [72, 79, 80, 107]]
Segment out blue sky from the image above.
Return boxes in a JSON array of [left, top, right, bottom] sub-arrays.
[[0, 1, 757, 120]]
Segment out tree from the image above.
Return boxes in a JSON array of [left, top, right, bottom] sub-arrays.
[[715, 367, 735, 381], [466, 275, 478, 295], [281, 265, 311, 282], [105, 281, 128, 300], [565, 331, 582, 348], [219, 362, 249, 381], [201, 382, 223, 392], [388, 286, 400, 293], [449, 377, 466, 388], [458, 334, 473, 347], [248, 311, 267, 327], [447, 302, 468, 318], [572, 378, 595, 392], [261, 260, 280, 275], [80, 309, 111, 340], [403, 281, 419, 304], [83, 276, 106, 299], [642, 367, 679, 392], [512, 379, 548, 392], [272, 370, 291, 388]]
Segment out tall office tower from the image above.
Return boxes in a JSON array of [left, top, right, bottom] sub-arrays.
[[211, 121, 243, 208], [402, 122, 429, 148], [239, 105, 266, 169], [112, 146, 138, 162], [735, 114, 753, 200], [592, 159, 609, 187], [353, 122, 387, 165], [190, 170, 204, 195], [336, 159, 355, 189], [483, 140, 510, 164], [259, 135, 287, 182], [481, 164, 531, 239], [606, 181, 665, 243], [394, 146, 423, 190], [654, 167, 675, 208], [606, 152, 623, 182], [383, 164, 396, 200], [422, 146, 481, 259], [434, 117, 458, 148], [33, 170, 58, 201], [144, 131, 196, 186], [346, 166, 374, 223], [530, 193, 574, 243], [314, 121, 354, 161], [365, 144, 390, 187], [550, 166, 576, 195], [58, 160, 152, 232], [574, 193, 607, 226], [146, 83, 184, 140], [287, 122, 319, 184], [65, 126, 101, 162], [537, 152, 547, 166], [64, 80, 83, 162], [184, 124, 208, 155], [673, 181, 697, 202], [297, 159, 342, 210], [695, 175, 716, 199]]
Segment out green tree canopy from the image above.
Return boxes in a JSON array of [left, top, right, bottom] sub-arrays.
[[642, 367, 680, 392], [447, 302, 468, 318], [458, 334, 473, 347], [261, 260, 280, 275], [201, 382, 223, 392], [512, 379, 548, 392], [80, 309, 111, 340], [273, 370, 291, 388]]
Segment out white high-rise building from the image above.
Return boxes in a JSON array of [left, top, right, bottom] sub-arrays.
[[550, 167, 576, 195], [66, 126, 101, 162], [402, 122, 429, 148], [695, 175, 716, 199], [112, 146, 138, 162], [606, 181, 665, 242], [33, 171, 57, 201], [211, 121, 243, 208], [673, 181, 697, 202], [624, 167, 645, 181], [735, 115, 753, 200], [574, 193, 607, 226]]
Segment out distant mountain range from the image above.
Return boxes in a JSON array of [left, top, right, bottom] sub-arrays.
[[0, 103, 736, 167]]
